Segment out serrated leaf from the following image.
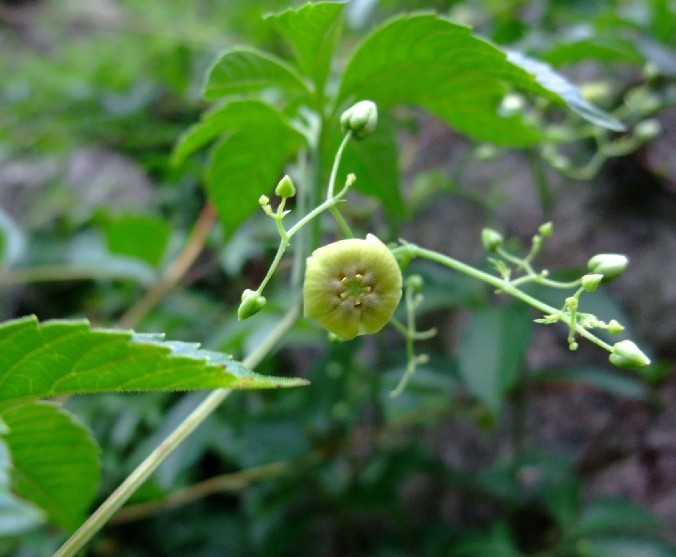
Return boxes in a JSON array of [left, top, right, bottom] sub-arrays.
[[1, 402, 99, 531], [338, 14, 623, 146], [457, 304, 533, 415], [265, 2, 345, 92], [325, 112, 404, 215], [0, 316, 308, 410], [203, 47, 311, 100]]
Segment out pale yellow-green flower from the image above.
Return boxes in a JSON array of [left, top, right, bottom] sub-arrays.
[[303, 234, 402, 340]]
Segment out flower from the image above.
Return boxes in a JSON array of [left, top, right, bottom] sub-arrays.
[[303, 234, 402, 340]]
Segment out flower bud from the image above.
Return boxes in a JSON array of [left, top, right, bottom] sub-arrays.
[[634, 119, 661, 141], [303, 234, 402, 340], [340, 100, 378, 140], [581, 273, 603, 292], [587, 254, 629, 280], [538, 222, 553, 238], [607, 319, 624, 334], [275, 174, 296, 198], [481, 228, 503, 252], [258, 195, 270, 206], [609, 340, 651, 369], [406, 275, 424, 292], [237, 289, 267, 320]]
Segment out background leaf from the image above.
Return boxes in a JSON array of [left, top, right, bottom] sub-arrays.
[[202, 47, 310, 100], [104, 214, 171, 268], [338, 14, 623, 146], [172, 100, 305, 234], [1, 402, 99, 531], [0, 316, 307, 409], [457, 303, 533, 414], [265, 2, 345, 93], [325, 112, 405, 216]]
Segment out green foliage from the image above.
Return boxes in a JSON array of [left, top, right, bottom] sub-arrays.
[[1, 403, 99, 531], [1, 1, 673, 556], [0, 316, 305, 410]]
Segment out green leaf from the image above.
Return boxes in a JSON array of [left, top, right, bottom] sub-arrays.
[[0, 435, 44, 536], [172, 100, 305, 233], [541, 37, 644, 66], [527, 366, 652, 401], [571, 498, 663, 538], [338, 14, 623, 146], [575, 537, 676, 557], [0, 316, 308, 410], [265, 2, 345, 93], [1, 402, 99, 531], [325, 112, 405, 216], [202, 47, 310, 100], [457, 304, 533, 414], [104, 214, 171, 268], [504, 50, 625, 131]]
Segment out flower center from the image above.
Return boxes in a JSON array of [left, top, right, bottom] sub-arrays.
[[339, 274, 372, 307]]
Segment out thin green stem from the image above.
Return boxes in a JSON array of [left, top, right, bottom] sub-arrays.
[[54, 303, 302, 557], [394, 243, 613, 352], [327, 132, 351, 199]]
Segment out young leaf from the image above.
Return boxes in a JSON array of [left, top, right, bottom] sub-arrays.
[[265, 2, 345, 93], [172, 100, 305, 234], [203, 47, 311, 100], [338, 14, 623, 146], [0, 316, 308, 410], [1, 402, 99, 531], [457, 304, 533, 415]]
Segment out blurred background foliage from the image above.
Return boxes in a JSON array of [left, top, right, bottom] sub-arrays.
[[1, 0, 675, 555]]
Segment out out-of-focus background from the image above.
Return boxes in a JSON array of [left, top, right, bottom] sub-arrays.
[[1, 1, 675, 556]]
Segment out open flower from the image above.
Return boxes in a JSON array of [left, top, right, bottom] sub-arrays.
[[303, 234, 402, 340]]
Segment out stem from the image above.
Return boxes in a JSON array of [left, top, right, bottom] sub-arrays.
[[54, 302, 302, 557], [326, 132, 351, 199], [395, 243, 613, 352], [117, 203, 217, 330]]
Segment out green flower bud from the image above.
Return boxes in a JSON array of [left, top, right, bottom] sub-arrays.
[[609, 340, 651, 369], [481, 228, 503, 251], [258, 195, 270, 206], [587, 253, 629, 280], [538, 222, 553, 238], [607, 319, 624, 334], [634, 119, 661, 141], [237, 289, 266, 321], [303, 234, 402, 340], [275, 175, 296, 198], [340, 100, 378, 140], [581, 273, 603, 292], [406, 274, 424, 292]]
